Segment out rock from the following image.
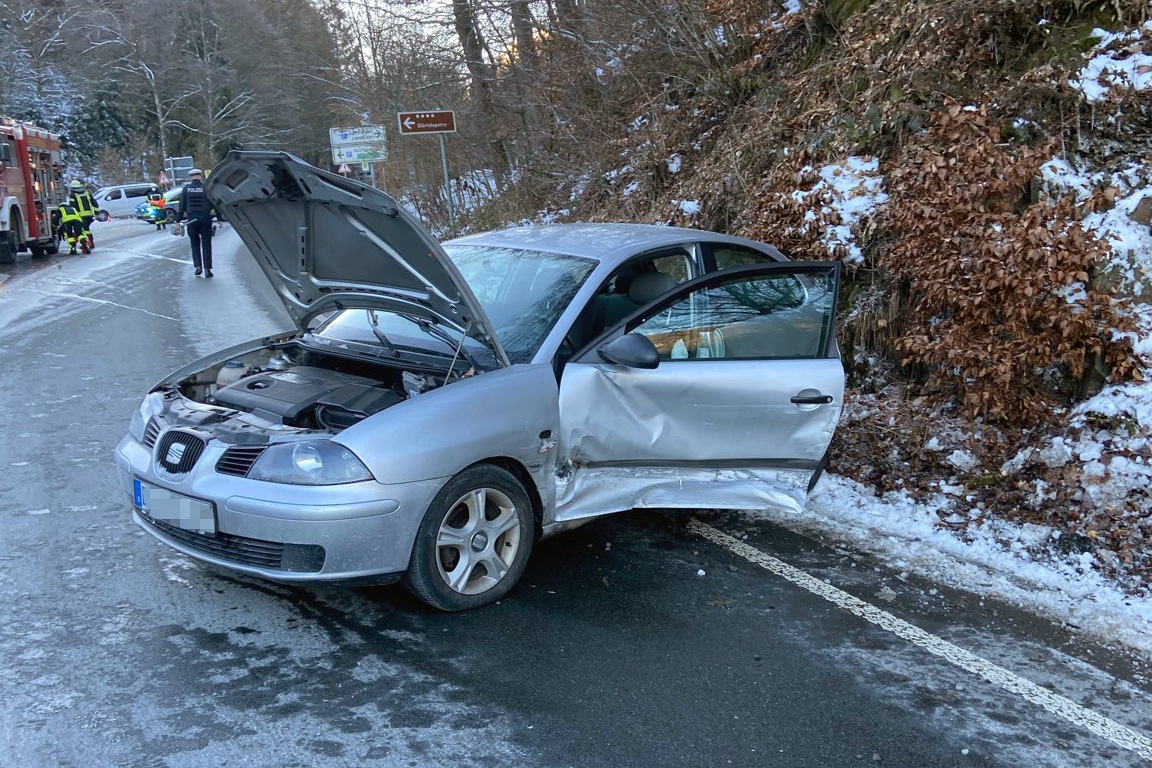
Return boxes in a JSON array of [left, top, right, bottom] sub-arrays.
[[1130, 195, 1152, 226]]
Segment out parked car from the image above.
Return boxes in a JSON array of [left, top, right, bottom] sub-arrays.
[[133, 187, 183, 222], [115, 151, 844, 611], [92, 183, 157, 220]]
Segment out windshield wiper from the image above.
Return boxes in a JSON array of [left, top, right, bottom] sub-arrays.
[[400, 312, 481, 376], [366, 310, 401, 358]]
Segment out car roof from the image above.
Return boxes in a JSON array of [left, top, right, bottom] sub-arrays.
[[445, 223, 784, 266], [95, 182, 153, 192]]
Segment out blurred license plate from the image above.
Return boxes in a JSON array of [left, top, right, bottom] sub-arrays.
[[133, 479, 216, 535]]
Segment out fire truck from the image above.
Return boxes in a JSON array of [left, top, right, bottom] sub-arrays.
[[0, 118, 65, 264]]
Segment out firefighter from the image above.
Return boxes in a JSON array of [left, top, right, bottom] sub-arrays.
[[146, 191, 167, 230], [57, 199, 89, 255], [68, 180, 97, 248]]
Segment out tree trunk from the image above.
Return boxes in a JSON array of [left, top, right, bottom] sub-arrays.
[[452, 0, 509, 188]]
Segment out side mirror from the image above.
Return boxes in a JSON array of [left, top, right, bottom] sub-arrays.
[[597, 333, 659, 369]]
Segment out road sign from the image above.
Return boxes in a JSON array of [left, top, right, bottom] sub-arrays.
[[329, 125, 386, 167], [331, 144, 386, 164], [329, 125, 386, 146], [164, 156, 194, 184], [338, 163, 351, 174], [397, 111, 457, 135]]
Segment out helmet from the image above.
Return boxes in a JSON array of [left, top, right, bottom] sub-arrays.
[[70, 180, 84, 189], [189, 168, 204, 176]]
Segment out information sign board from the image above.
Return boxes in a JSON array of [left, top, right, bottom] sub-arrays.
[[397, 111, 457, 135], [329, 126, 386, 146]]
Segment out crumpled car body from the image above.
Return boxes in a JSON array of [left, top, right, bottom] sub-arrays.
[[114, 150, 845, 610]]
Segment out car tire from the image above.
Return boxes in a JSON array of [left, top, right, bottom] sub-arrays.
[[0, 230, 15, 264], [96, 211, 110, 222], [403, 465, 534, 611]]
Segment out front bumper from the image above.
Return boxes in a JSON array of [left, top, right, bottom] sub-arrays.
[[114, 433, 446, 582]]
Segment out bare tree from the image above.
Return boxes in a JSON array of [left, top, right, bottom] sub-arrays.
[[81, 1, 194, 163]]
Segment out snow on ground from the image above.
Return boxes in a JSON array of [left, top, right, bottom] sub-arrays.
[[724, 32, 1152, 655], [760, 134, 1152, 658], [471, 19, 1152, 658], [1069, 20, 1152, 102], [760, 474, 1152, 658]]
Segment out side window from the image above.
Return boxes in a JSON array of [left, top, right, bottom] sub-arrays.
[[127, 187, 152, 199], [107, 190, 122, 200], [568, 249, 694, 351], [711, 245, 776, 270], [648, 252, 692, 283], [630, 270, 836, 361]]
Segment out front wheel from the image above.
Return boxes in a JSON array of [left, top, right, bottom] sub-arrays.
[[96, 210, 110, 222], [403, 465, 534, 611]]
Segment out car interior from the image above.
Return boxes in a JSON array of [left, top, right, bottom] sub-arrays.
[[564, 250, 693, 357]]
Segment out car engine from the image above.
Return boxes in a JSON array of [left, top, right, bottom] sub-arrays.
[[212, 366, 406, 430], [163, 341, 448, 435]]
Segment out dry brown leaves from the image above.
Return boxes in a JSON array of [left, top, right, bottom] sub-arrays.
[[830, 389, 1152, 592]]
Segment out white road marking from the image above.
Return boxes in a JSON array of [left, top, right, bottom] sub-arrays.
[[19, 289, 178, 321], [122, 249, 191, 265], [690, 520, 1152, 762]]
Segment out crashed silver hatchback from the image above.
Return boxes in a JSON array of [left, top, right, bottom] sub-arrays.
[[114, 151, 845, 611]]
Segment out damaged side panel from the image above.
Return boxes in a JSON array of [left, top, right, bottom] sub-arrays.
[[553, 356, 842, 521]]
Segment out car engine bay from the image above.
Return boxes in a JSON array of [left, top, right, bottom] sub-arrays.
[[157, 340, 454, 438]]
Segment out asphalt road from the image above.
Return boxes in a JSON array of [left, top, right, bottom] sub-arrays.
[[1, 219, 1150, 767]]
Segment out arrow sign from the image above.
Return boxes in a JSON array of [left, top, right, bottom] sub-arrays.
[[397, 110, 457, 135], [330, 144, 386, 165], [329, 125, 386, 146]]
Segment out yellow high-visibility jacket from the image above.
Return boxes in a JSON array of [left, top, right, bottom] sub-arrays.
[[70, 190, 96, 217]]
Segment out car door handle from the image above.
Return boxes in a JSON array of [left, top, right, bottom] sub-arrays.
[[790, 394, 834, 405]]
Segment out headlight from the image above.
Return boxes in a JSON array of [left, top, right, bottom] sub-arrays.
[[248, 440, 374, 485], [128, 407, 148, 442], [128, 394, 163, 442]]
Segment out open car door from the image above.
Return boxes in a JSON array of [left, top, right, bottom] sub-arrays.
[[554, 262, 843, 521]]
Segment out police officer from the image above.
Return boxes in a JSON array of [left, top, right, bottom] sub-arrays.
[[68, 180, 97, 249], [174, 168, 224, 277], [56, 199, 88, 255]]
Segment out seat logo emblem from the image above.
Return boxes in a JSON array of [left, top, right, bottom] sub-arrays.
[[166, 442, 187, 465]]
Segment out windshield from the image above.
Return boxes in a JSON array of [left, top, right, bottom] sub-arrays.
[[308, 310, 498, 371], [444, 244, 597, 364]]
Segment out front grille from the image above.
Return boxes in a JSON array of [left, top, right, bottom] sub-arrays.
[[143, 516, 285, 568], [141, 516, 325, 572], [155, 430, 206, 474], [143, 418, 163, 449], [216, 445, 267, 476]]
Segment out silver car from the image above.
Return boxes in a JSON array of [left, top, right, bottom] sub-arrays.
[[115, 151, 845, 611]]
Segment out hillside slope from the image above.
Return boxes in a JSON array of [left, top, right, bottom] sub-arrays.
[[502, 1, 1152, 594]]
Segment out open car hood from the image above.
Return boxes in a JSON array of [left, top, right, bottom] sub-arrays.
[[206, 151, 508, 366]]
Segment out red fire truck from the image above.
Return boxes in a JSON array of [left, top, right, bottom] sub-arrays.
[[0, 118, 65, 263]]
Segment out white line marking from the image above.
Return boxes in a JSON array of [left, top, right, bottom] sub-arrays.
[[20, 290, 178, 321], [123, 250, 191, 265], [690, 520, 1152, 761]]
